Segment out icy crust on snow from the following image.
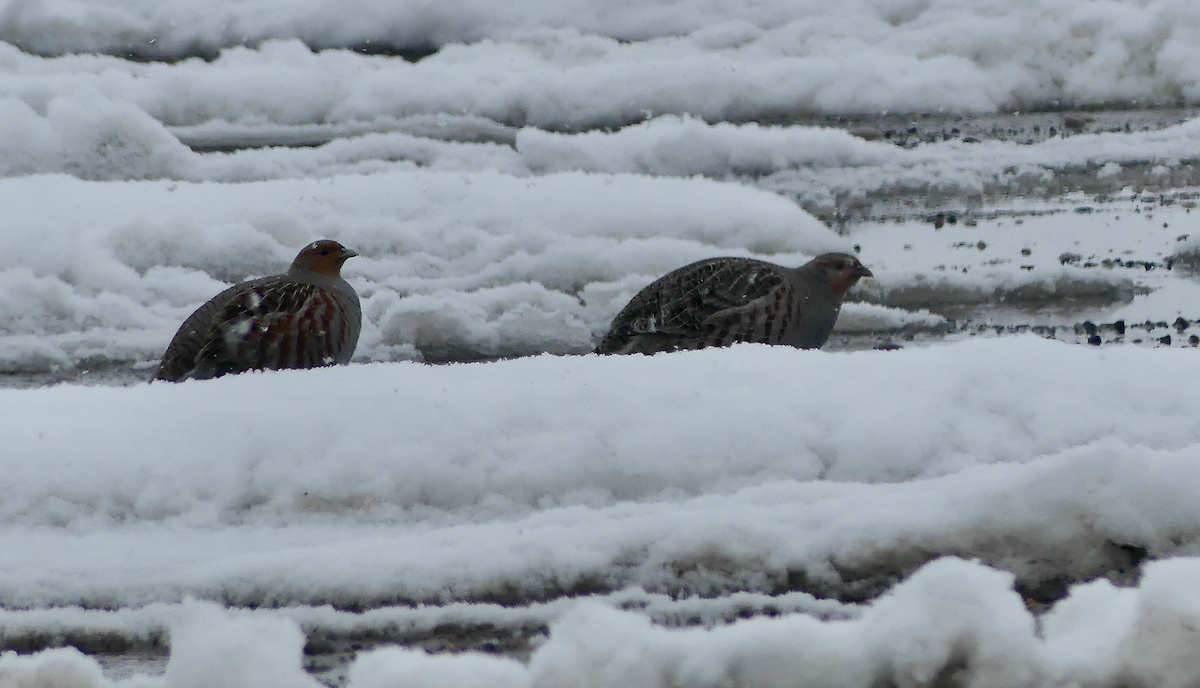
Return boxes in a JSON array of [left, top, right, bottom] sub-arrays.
[[4, 0, 1200, 118], [0, 170, 856, 371], [0, 339, 1198, 609], [521, 115, 1200, 211], [2, 78, 1198, 210], [11, 559, 1200, 688]]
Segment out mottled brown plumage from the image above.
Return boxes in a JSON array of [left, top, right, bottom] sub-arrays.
[[595, 252, 872, 355], [154, 240, 361, 382]]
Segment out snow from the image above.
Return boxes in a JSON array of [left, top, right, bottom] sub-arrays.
[[6, 0, 1200, 685], [0, 170, 850, 370], [5, 0, 1200, 119], [3, 339, 1200, 686], [14, 559, 1200, 688]]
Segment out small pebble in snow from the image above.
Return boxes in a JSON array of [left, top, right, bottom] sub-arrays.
[[1083, 321, 1098, 336], [1059, 252, 1082, 265], [976, 240, 987, 250], [1159, 334, 1172, 346], [1114, 320, 1126, 335], [1021, 248, 1032, 256], [1087, 335, 1102, 346], [1191, 335, 1199, 347], [1174, 317, 1189, 331]]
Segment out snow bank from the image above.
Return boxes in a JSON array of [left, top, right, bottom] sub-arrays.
[[4, 78, 1199, 218], [522, 558, 1200, 688], [0, 338, 1197, 609], [10, 337, 1200, 528], [5, 0, 1200, 118], [13, 559, 1200, 688], [522, 115, 1200, 211]]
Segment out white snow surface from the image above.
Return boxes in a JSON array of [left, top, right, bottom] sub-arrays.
[[3, 0, 1200, 119], [9, 0, 1200, 686], [5, 339, 1200, 686], [13, 562, 1200, 688]]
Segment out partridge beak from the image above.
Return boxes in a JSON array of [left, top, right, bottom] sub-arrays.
[[341, 248, 359, 260], [855, 264, 873, 279]]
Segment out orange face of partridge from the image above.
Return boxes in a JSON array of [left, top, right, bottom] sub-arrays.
[[817, 254, 874, 299], [289, 239, 359, 278]]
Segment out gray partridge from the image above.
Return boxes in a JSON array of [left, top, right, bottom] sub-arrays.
[[154, 240, 361, 381], [595, 252, 872, 355]]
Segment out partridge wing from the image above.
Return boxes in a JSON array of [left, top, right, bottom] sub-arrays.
[[184, 281, 354, 380], [153, 286, 244, 382], [597, 258, 786, 352]]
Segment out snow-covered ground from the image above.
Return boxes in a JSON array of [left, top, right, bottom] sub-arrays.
[[7, 341, 1200, 687], [6, 0, 1200, 686]]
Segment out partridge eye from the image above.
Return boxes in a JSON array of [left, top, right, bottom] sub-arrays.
[[834, 261, 846, 270], [320, 249, 330, 256]]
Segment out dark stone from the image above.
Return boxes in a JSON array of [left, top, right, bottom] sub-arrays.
[[1087, 335, 1102, 346], [1114, 320, 1126, 335]]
